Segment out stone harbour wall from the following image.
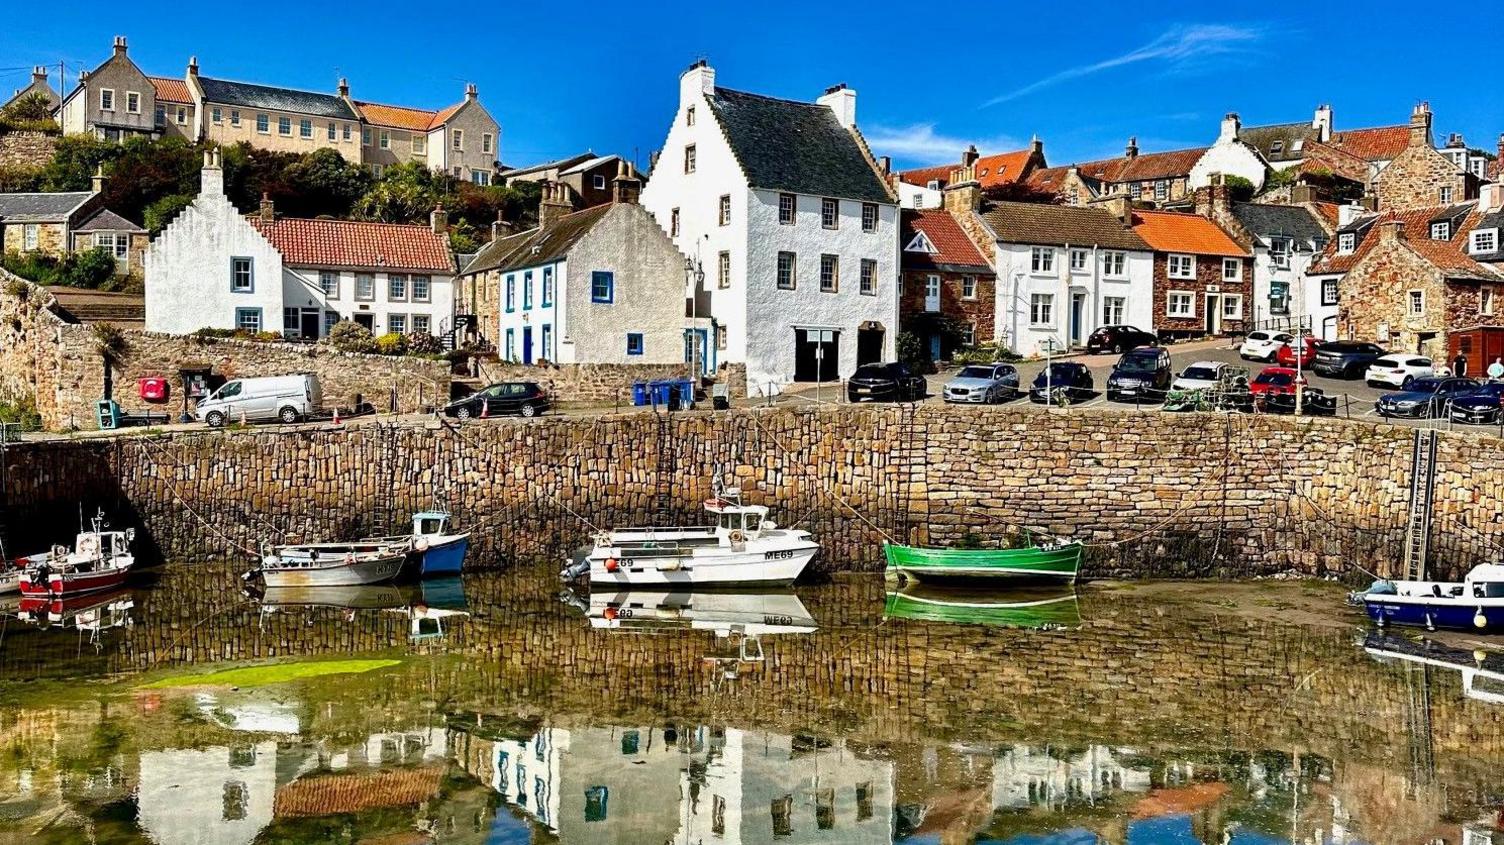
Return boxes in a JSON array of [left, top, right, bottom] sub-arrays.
[[0, 130, 57, 171], [4, 404, 1504, 579]]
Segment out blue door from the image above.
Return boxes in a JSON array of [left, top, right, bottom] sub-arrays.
[[929, 333, 942, 361], [522, 326, 534, 364], [684, 329, 712, 375]]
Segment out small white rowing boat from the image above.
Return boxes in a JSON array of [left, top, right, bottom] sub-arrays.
[[257, 541, 409, 588]]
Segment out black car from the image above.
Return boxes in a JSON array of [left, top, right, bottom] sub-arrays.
[[1312, 341, 1387, 379], [444, 382, 550, 418], [1086, 325, 1158, 354], [1448, 382, 1504, 424], [1028, 362, 1095, 404], [1374, 377, 1479, 418], [847, 363, 926, 403], [1106, 347, 1172, 402]]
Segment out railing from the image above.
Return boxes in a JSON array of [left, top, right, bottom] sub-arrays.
[[1250, 315, 1313, 334]]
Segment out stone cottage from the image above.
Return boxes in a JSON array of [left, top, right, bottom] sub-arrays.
[[0, 174, 147, 277], [1130, 206, 1253, 340], [899, 208, 996, 359]]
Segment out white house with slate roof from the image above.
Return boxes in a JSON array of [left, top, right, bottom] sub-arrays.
[[1227, 202, 1332, 336], [640, 61, 900, 392]]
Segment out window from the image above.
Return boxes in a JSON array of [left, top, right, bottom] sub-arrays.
[[1271, 140, 1284, 154], [1409, 290, 1425, 316], [1029, 293, 1054, 325], [819, 254, 838, 292], [626, 332, 644, 356], [861, 202, 878, 233], [482, 133, 493, 154], [1167, 291, 1194, 318], [1103, 296, 1126, 324], [277, 116, 291, 136], [1321, 278, 1339, 306], [327, 121, 336, 141], [342, 123, 351, 141], [821, 198, 839, 229], [234, 307, 262, 332], [505, 274, 516, 311], [911, 194, 924, 208], [1222, 258, 1242, 281], [540, 323, 552, 359], [1154, 180, 1168, 201], [202, 105, 218, 124], [592, 271, 614, 303], [1269, 237, 1291, 269], [125, 91, 140, 113], [686, 105, 695, 126], [717, 251, 731, 289], [684, 145, 696, 173], [923, 275, 940, 309], [371, 163, 384, 178], [771, 795, 794, 838], [383, 274, 404, 301], [1471, 229, 1498, 254], [325, 311, 340, 333], [1431, 222, 1450, 240], [294, 118, 309, 139], [592, 174, 606, 190], [452, 129, 464, 150], [22, 224, 37, 251], [319, 271, 338, 298], [1129, 183, 1141, 200], [1168, 254, 1195, 279], [155, 105, 166, 125], [230, 257, 254, 292], [670, 208, 680, 237], [230, 109, 240, 126], [860, 259, 877, 295], [718, 195, 731, 226], [777, 251, 796, 289], [779, 193, 796, 224], [94, 232, 127, 258], [1069, 249, 1088, 272], [99, 88, 114, 111], [413, 314, 430, 334], [1066, 188, 1079, 206], [1338, 232, 1356, 254], [541, 268, 553, 306], [716, 324, 727, 350], [1030, 246, 1054, 274], [379, 130, 390, 149], [959, 322, 976, 346], [1102, 251, 1126, 276], [1440, 186, 1453, 204], [356, 273, 374, 301], [1483, 287, 1496, 317], [388, 313, 407, 334], [1222, 294, 1243, 319], [523, 270, 534, 309], [362, 127, 372, 146], [505, 328, 515, 360], [962, 276, 977, 299]]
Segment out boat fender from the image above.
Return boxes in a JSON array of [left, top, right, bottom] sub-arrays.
[[1476, 609, 1489, 629], [729, 530, 746, 545], [415, 539, 430, 552], [603, 607, 618, 621], [605, 559, 620, 572], [345, 552, 356, 565]]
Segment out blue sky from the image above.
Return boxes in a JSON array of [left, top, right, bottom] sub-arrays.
[[4, 1, 1499, 173]]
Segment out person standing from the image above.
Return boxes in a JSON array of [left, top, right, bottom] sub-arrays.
[[1454, 351, 1469, 378], [1488, 357, 1504, 381]]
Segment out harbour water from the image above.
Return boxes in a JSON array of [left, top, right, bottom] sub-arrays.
[[1, 565, 1502, 843]]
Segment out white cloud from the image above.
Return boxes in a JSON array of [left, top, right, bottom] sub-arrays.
[[983, 23, 1266, 107], [865, 123, 1024, 166]]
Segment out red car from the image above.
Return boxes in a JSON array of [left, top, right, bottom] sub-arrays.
[[1250, 366, 1307, 400], [1275, 336, 1320, 368]]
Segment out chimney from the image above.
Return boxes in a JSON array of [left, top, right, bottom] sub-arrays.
[[91, 165, 105, 194], [1379, 218, 1406, 244], [259, 192, 275, 222], [112, 36, 128, 57], [961, 144, 980, 170], [200, 148, 223, 196], [1359, 193, 1378, 212], [187, 56, 198, 78], [612, 159, 642, 205], [1408, 101, 1432, 148], [1497, 132, 1503, 163], [1125, 136, 1139, 158], [337, 77, 350, 98], [817, 82, 857, 129], [679, 59, 715, 108], [1030, 134, 1044, 156], [1312, 104, 1332, 143], [464, 82, 477, 102], [539, 182, 572, 228], [941, 178, 981, 215], [878, 155, 891, 175], [1478, 182, 1504, 214], [1100, 195, 1133, 226], [1290, 183, 1316, 205], [492, 213, 516, 240], [430, 204, 448, 234], [31, 66, 46, 85], [1445, 132, 1464, 149], [1217, 112, 1242, 144]]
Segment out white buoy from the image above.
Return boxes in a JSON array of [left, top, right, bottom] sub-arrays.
[[1475, 609, 1489, 629]]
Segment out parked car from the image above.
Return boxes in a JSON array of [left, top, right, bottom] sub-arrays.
[[197, 373, 322, 427], [1238, 331, 1296, 362], [1106, 347, 1172, 402], [1375, 377, 1479, 419], [1275, 336, 1320, 368], [1365, 354, 1435, 389], [1312, 341, 1387, 379], [1028, 362, 1095, 404], [848, 363, 926, 403], [1086, 325, 1158, 354], [943, 363, 1019, 404], [1171, 361, 1232, 391], [1262, 387, 1339, 416], [443, 382, 550, 418], [1249, 366, 1306, 402], [1449, 382, 1504, 425]]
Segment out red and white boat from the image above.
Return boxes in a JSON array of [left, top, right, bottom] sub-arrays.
[[16, 513, 135, 599]]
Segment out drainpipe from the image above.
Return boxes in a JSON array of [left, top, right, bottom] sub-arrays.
[[1062, 242, 1071, 350], [1092, 243, 1102, 339]]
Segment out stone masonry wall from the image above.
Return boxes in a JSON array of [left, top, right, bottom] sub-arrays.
[[1153, 253, 1253, 339], [4, 405, 1503, 580], [1376, 142, 1472, 212], [0, 130, 57, 171], [1336, 232, 1449, 356]]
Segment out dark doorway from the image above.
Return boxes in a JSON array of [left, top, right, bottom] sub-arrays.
[[299, 309, 320, 340], [354, 313, 375, 331], [794, 329, 840, 382], [856, 326, 884, 366]]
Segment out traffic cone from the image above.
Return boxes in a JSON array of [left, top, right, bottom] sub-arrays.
[[480, 401, 489, 419], [332, 407, 342, 425]]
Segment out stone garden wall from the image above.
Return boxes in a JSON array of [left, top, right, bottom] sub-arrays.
[[0, 130, 56, 171]]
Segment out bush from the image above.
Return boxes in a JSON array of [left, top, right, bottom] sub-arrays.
[[1223, 175, 1256, 203], [951, 344, 1021, 365], [406, 332, 442, 354], [1, 247, 117, 289], [324, 320, 376, 354], [896, 331, 926, 369], [0, 93, 59, 135], [374, 332, 409, 355], [143, 192, 194, 233], [0, 395, 42, 430]]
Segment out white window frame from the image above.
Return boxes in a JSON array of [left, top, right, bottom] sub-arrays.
[[451, 129, 464, 150], [962, 276, 977, 300], [592, 174, 606, 190], [1471, 228, 1498, 254], [717, 251, 731, 289], [1321, 278, 1339, 307], [230, 109, 240, 127], [1029, 293, 1054, 326], [819, 254, 838, 292], [1069, 249, 1088, 272], [1154, 180, 1168, 201], [1483, 286, 1496, 317], [1338, 233, 1355, 254], [684, 144, 696, 174], [412, 133, 426, 153], [1168, 254, 1196, 280], [278, 116, 291, 136], [482, 133, 493, 154], [355, 273, 375, 301], [718, 195, 731, 226], [1102, 296, 1126, 325], [686, 105, 696, 126], [22, 224, 38, 250], [379, 130, 390, 150], [821, 198, 839, 229], [1030, 246, 1054, 275], [778, 193, 796, 225], [125, 91, 140, 114], [776, 251, 796, 290], [388, 313, 407, 335], [1408, 289, 1425, 316], [319, 270, 339, 299], [211, 107, 222, 124], [1101, 251, 1125, 277], [860, 259, 877, 296], [1268, 237, 1291, 269], [1221, 293, 1243, 320], [175, 106, 187, 125], [299, 118, 312, 139], [1431, 222, 1450, 240], [924, 274, 940, 311], [1167, 290, 1195, 318], [99, 88, 114, 111], [1440, 186, 1453, 204], [861, 202, 878, 233], [1222, 258, 1242, 281], [412, 275, 431, 303]]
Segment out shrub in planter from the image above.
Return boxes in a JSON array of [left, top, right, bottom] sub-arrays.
[[406, 331, 442, 354], [324, 320, 376, 354], [374, 332, 408, 355]]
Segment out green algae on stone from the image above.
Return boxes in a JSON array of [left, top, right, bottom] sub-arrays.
[[139, 658, 402, 689]]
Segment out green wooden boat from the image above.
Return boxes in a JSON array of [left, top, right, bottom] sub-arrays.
[[883, 540, 1082, 584], [883, 589, 1081, 629]]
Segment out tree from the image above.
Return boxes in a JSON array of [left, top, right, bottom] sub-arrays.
[[355, 161, 444, 223], [981, 181, 1063, 206], [0, 92, 58, 133], [281, 148, 372, 217], [41, 135, 120, 192], [1223, 175, 1256, 203], [99, 136, 201, 223], [143, 192, 195, 233]]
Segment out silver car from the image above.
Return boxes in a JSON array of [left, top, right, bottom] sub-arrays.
[[943, 364, 1019, 404]]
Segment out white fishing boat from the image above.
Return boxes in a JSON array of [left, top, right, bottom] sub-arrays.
[[256, 540, 409, 588], [562, 485, 819, 587], [0, 564, 22, 595], [567, 588, 818, 636]]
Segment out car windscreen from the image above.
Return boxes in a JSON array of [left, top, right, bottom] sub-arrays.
[[1180, 367, 1218, 380], [852, 366, 890, 380], [1254, 372, 1293, 386], [1116, 356, 1158, 373], [957, 366, 997, 379], [1407, 379, 1445, 394]]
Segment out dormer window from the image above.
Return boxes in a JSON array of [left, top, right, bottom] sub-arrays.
[[1271, 140, 1284, 154], [1431, 221, 1451, 240], [904, 231, 936, 253], [926, 180, 940, 190], [1473, 229, 1499, 254], [1338, 233, 1356, 254], [1292, 139, 1304, 152]]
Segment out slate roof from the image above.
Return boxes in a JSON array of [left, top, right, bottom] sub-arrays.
[[249, 217, 453, 272], [900, 209, 992, 274], [979, 201, 1148, 251], [147, 76, 192, 104], [559, 155, 621, 176], [498, 153, 596, 179], [705, 87, 892, 203], [0, 192, 94, 222], [462, 204, 612, 275], [1326, 125, 1411, 163], [1131, 209, 1249, 257], [73, 208, 144, 233], [197, 76, 359, 120], [1229, 203, 1327, 245], [1309, 205, 1497, 278], [1239, 122, 1316, 164], [1472, 209, 1504, 264]]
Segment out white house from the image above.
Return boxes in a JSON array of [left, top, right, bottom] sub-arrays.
[[972, 198, 1155, 355], [1228, 202, 1332, 335], [1188, 113, 1271, 192], [640, 61, 900, 392], [146, 149, 456, 340]]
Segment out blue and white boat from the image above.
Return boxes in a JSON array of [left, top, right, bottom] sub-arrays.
[[406, 511, 470, 577], [1357, 563, 1504, 631]]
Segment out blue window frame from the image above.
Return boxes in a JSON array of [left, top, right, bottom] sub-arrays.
[[523, 270, 533, 310], [591, 271, 614, 303], [542, 267, 554, 306], [505, 328, 515, 361], [541, 324, 552, 360], [626, 332, 644, 356], [234, 307, 262, 332], [230, 257, 254, 292], [505, 274, 516, 312]]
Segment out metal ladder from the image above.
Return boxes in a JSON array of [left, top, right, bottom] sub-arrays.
[[653, 410, 676, 524], [1403, 428, 1439, 581]]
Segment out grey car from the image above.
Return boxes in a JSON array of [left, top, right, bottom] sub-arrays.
[[943, 363, 1020, 404]]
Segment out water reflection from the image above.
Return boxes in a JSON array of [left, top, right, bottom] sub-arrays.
[[883, 585, 1082, 629], [1, 566, 1503, 843]]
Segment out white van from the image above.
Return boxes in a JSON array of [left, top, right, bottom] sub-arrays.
[[197, 374, 323, 427]]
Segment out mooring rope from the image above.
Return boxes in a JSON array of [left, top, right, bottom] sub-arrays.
[[748, 411, 898, 544], [135, 436, 261, 557]]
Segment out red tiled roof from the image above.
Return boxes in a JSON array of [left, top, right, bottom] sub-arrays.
[[356, 99, 467, 131], [1068, 146, 1207, 185], [1297, 139, 1371, 185], [897, 149, 1036, 189], [1309, 206, 1497, 278], [1326, 125, 1410, 163], [274, 767, 444, 818], [1309, 202, 1340, 229], [430, 101, 466, 128], [897, 163, 954, 188], [900, 209, 993, 273], [148, 76, 191, 104], [250, 217, 453, 272], [1131, 209, 1249, 257]]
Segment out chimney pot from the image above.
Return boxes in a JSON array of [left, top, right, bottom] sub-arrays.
[[961, 144, 980, 169], [1126, 136, 1139, 158], [337, 77, 350, 98], [465, 82, 477, 101], [187, 56, 199, 76], [1030, 134, 1043, 155], [1380, 218, 1405, 243], [259, 193, 275, 223], [112, 36, 127, 56], [430, 204, 448, 234], [91, 166, 105, 194], [878, 155, 891, 175], [31, 66, 46, 83]]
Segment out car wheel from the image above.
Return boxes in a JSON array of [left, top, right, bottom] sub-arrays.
[[521, 403, 538, 418], [454, 406, 472, 420], [1112, 343, 1124, 354], [205, 410, 226, 428], [278, 406, 300, 424]]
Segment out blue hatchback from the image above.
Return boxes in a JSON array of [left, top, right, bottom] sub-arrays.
[[1375, 377, 1479, 418]]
